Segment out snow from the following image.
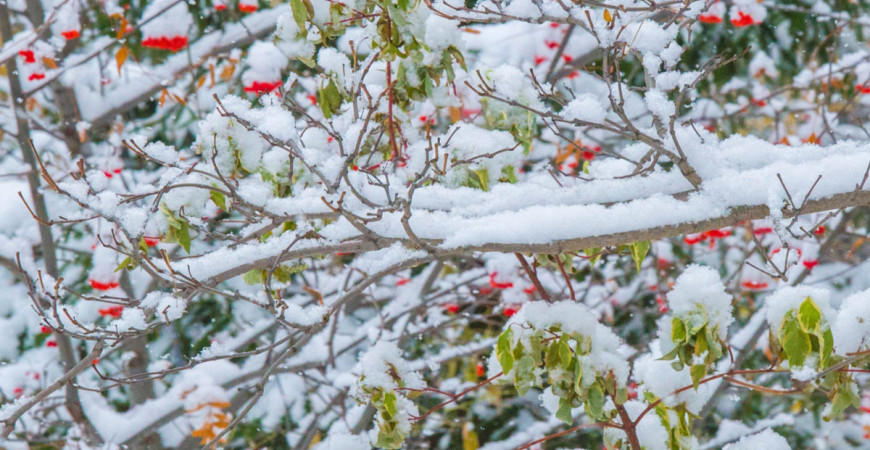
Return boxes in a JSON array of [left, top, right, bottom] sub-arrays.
[[722, 428, 791, 450], [358, 341, 424, 391], [635, 351, 715, 414], [665, 265, 734, 340], [832, 288, 870, 354], [645, 89, 675, 121], [562, 93, 606, 122], [765, 285, 835, 330], [603, 400, 670, 450], [312, 433, 370, 450]]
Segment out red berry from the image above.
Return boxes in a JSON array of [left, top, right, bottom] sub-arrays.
[[90, 279, 120, 291], [741, 280, 769, 290], [98, 305, 124, 318], [489, 272, 514, 289]]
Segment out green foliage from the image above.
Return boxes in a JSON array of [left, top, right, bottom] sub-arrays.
[[774, 297, 834, 370], [629, 241, 650, 272], [494, 326, 624, 425], [661, 310, 724, 388], [160, 203, 192, 253]]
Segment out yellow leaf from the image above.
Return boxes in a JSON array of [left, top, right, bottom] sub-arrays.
[[116, 46, 128, 75], [220, 64, 235, 81], [603, 9, 613, 23], [462, 423, 480, 450], [308, 432, 322, 448]]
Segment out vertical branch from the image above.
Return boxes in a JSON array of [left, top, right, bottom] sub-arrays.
[[0, 5, 102, 445], [384, 13, 401, 161], [515, 253, 551, 302], [615, 402, 641, 450]]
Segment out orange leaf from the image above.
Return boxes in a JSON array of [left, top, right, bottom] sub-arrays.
[[208, 401, 231, 409], [159, 89, 168, 107], [848, 237, 866, 259], [116, 46, 129, 75], [116, 17, 128, 39], [196, 74, 207, 89], [170, 92, 187, 105], [41, 57, 58, 69], [448, 106, 461, 123]]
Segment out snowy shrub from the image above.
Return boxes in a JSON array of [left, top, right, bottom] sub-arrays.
[[5, 0, 870, 448]]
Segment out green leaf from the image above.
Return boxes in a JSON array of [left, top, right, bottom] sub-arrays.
[[243, 269, 264, 285], [585, 382, 605, 420], [383, 390, 397, 419], [318, 78, 342, 118], [115, 256, 137, 272], [820, 328, 834, 369], [828, 385, 860, 420], [466, 168, 490, 191], [176, 220, 191, 253], [210, 190, 227, 211], [556, 398, 573, 424], [690, 364, 706, 390], [798, 297, 822, 333], [558, 339, 572, 368], [573, 357, 584, 395], [528, 334, 544, 366], [584, 247, 602, 266], [513, 355, 536, 396], [290, 0, 310, 32], [780, 317, 810, 367], [659, 345, 681, 361], [496, 328, 514, 374], [671, 317, 686, 343], [615, 386, 628, 405], [629, 241, 650, 272], [138, 237, 149, 254], [446, 46, 467, 71], [546, 342, 560, 369]]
